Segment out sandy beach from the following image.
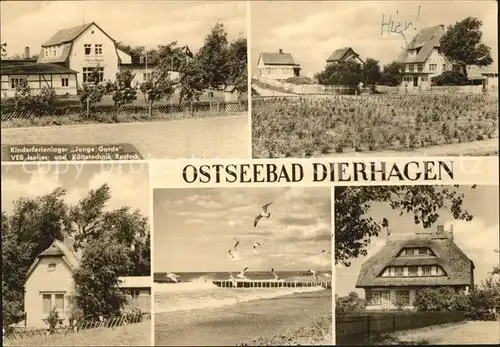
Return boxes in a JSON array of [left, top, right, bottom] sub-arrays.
[[154, 290, 332, 346]]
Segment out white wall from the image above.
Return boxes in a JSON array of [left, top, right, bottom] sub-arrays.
[[24, 256, 75, 328], [1, 74, 78, 98], [69, 23, 120, 85]]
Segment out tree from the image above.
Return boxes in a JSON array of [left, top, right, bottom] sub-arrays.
[[196, 22, 231, 89], [115, 42, 146, 64], [112, 68, 137, 121], [440, 17, 493, 78], [227, 37, 248, 92], [379, 61, 404, 86], [334, 186, 475, 266], [178, 60, 205, 105], [362, 58, 382, 91], [139, 58, 175, 115], [336, 292, 366, 313], [70, 235, 132, 320], [315, 60, 363, 87]]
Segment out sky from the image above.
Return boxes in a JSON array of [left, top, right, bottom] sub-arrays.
[[153, 187, 332, 273], [336, 185, 500, 297], [1, 163, 150, 217], [0, 1, 246, 57], [251, 1, 498, 77]]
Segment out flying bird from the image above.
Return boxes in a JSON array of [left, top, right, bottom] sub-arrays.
[[233, 237, 240, 249], [254, 202, 273, 227], [228, 273, 238, 287], [308, 270, 318, 281], [253, 242, 262, 255], [166, 272, 180, 283], [228, 249, 242, 261], [237, 266, 249, 279]]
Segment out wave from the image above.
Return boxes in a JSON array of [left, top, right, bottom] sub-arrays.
[[155, 285, 326, 313]]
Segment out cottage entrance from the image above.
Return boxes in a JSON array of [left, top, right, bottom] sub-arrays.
[[412, 76, 418, 87], [381, 290, 391, 307]]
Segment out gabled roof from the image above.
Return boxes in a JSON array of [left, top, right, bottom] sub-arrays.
[[26, 239, 81, 280], [258, 51, 299, 66], [0, 61, 78, 75], [327, 47, 363, 63], [42, 22, 116, 47], [397, 25, 445, 64], [356, 233, 474, 288]]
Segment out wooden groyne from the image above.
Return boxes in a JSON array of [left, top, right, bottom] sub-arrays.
[[212, 280, 331, 289]]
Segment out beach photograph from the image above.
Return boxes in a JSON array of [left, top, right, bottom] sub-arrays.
[[334, 185, 500, 345], [1, 163, 152, 346], [251, 1, 498, 157], [153, 187, 333, 346], [1, 1, 248, 160]]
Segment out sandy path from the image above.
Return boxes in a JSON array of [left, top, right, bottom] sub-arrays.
[[1, 114, 249, 160]]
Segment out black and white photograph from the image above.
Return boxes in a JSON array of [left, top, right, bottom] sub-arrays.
[[1, 1, 248, 160], [334, 185, 500, 345], [251, 1, 498, 158], [153, 187, 332, 346], [1, 163, 152, 346]]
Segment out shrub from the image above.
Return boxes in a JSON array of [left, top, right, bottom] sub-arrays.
[[45, 307, 60, 334], [431, 71, 469, 86]]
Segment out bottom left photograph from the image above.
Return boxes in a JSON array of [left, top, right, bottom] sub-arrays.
[[1, 163, 152, 346]]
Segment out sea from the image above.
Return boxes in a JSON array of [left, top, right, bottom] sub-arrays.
[[154, 271, 332, 314]]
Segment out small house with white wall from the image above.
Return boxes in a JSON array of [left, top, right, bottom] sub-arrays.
[[23, 239, 151, 329], [356, 225, 474, 311], [256, 49, 301, 80]]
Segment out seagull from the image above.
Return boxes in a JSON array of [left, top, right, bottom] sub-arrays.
[[237, 266, 249, 279], [270, 268, 279, 280], [233, 237, 240, 249], [228, 273, 238, 287], [228, 249, 242, 261], [308, 270, 318, 281], [253, 242, 262, 255], [166, 272, 180, 283], [254, 202, 273, 227]]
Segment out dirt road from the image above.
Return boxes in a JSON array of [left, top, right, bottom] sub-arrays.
[[1, 114, 249, 160]]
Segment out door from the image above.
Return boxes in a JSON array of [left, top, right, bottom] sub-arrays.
[[413, 76, 418, 87], [382, 290, 391, 307]]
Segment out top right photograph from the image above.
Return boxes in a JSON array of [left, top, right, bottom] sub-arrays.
[[251, 1, 498, 158]]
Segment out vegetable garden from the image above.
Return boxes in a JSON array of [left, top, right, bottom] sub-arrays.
[[252, 94, 499, 157]]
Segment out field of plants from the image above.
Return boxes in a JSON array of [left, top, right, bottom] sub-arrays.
[[252, 94, 499, 157]]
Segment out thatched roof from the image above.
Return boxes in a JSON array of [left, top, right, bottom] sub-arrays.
[[26, 239, 81, 280], [356, 232, 474, 288], [397, 25, 445, 64]]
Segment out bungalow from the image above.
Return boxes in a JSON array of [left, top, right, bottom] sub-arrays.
[[326, 47, 364, 65], [356, 225, 474, 310], [256, 49, 301, 80], [23, 239, 151, 329]]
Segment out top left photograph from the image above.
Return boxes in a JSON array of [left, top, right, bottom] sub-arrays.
[[0, 1, 249, 161]]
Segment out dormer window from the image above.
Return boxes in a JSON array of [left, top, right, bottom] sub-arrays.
[[48, 263, 56, 272], [398, 247, 435, 257]]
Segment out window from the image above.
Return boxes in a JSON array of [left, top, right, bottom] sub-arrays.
[[48, 263, 56, 272], [395, 267, 404, 276], [45, 48, 49, 57], [61, 78, 69, 87], [42, 294, 52, 314], [367, 290, 382, 305], [143, 72, 152, 82], [408, 266, 418, 276], [95, 44, 102, 55], [421, 76, 428, 82], [53, 47, 56, 56], [442, 64, 447, 72], [83, 67, 104, 83], [418, 64, 424, 72], [395, 291, 410, 305], [54, 294, 64, 311], [403, 248, 415, 256], [10, 78, 26, 89], [41, 293, 65, 315], [84, 44, 92, 55], [408, 64, 415, 72], [422, 266, 432, 275], [429, 64, 437, 72]]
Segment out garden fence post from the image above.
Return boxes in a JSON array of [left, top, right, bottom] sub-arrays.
[[86, 98, 90, 118]]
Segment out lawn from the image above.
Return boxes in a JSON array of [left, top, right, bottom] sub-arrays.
[[252, 94, 499, 157], [3, 320, 151, 346]]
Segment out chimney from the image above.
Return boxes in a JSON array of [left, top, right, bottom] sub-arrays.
[[279, 49, 283, 54], [24, 46, 30, 59]]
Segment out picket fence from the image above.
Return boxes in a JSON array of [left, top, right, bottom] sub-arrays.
[[1, 100, 248, 121], [335, 310, 466, 345], [4, 311, 151, 341]]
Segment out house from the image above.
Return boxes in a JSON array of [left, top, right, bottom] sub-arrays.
[[24, 239, 151, 329], [356, 225, 474, 311], [397, 25, 449, 90], [0, 60, 78, 97], [467, 65, 499, 92], [256, 49, 301, 80], [326, 47, 364, 65]]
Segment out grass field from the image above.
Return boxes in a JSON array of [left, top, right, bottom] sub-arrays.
[[3, 320, 151, 346], [1, 113, 249, 160], [252, 94, 499, 158]]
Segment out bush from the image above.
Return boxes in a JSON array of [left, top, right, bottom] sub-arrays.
[[284, 76, 314, 85], [45, 307, 60, 334], [431, 71, 469, 86]]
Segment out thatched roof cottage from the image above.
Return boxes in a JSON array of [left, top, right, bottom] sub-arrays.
[[356, 225, 474, 310]]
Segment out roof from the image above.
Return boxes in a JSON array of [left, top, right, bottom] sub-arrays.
[[259, 51, 299, 66], [0, 61, 78, 75], [356, 232, 474, 288], [42, 22, 115, 47], [327, 47, 362, 63], [26, 239, 81, 279], [118, 276, 152, 288], [37, 43, 72, 64], [397, 25, 445, 64], [467, 65, 498, 79]]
